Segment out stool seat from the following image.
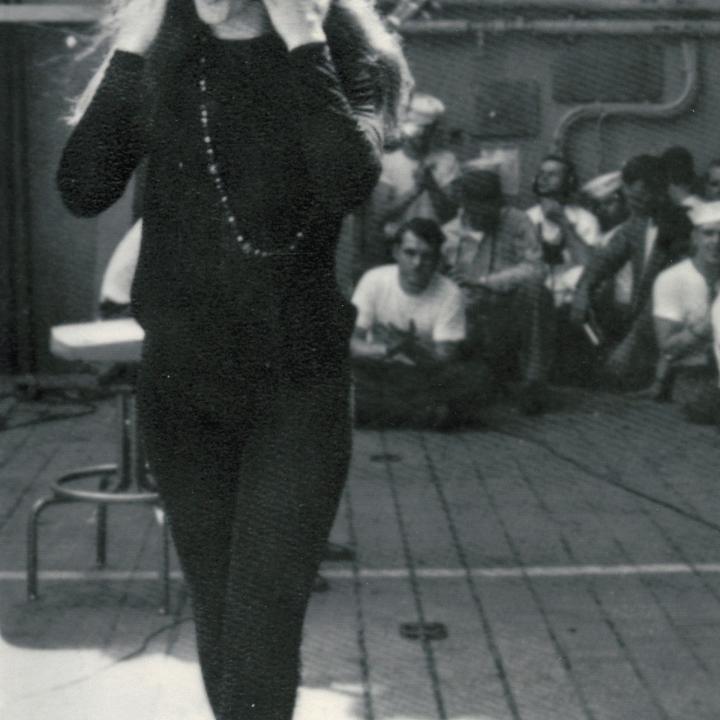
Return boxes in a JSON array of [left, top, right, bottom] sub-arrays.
[[51, 318, 144, 364]]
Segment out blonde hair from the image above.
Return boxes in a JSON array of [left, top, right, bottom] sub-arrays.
[[70, 0, 412, 133], [69, 0, 150, 125]]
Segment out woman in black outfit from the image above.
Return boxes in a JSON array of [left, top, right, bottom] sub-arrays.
[[58, 1, 408, 717]]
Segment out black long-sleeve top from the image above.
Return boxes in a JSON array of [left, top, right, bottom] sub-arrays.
[[58, 32, 384, 377]]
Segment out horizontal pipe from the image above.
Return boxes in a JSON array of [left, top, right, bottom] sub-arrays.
[[426, 0, 720, 12], [2, 5, 720, 26], [402, 18, 720, 35]]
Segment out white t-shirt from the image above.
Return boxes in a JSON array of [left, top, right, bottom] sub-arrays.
[[352, 264, 466, 344], [526, 204, 602, 306], [653, 258, 713, 366], [526, 204, 601, 248]]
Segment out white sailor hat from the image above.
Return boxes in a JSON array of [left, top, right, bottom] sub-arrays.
[[405, 92, 446, 126], [688, 200, 720, 227], [581, 170, 622, 201]]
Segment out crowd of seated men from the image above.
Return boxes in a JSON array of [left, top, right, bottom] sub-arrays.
[[97, 90, 720, 430], [350, 91, 720, 429]]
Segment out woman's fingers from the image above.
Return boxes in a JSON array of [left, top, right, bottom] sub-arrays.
[[115, 0, 170, 55], [262, 0, 331, 50]]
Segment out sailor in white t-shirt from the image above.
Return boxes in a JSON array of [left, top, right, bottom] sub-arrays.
[[649, 201, 720, 412], [352, 218, 465, 364], [351, 218, 495, 429]]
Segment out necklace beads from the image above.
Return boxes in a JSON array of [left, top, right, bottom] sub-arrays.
[[197, 55, 302, 258]]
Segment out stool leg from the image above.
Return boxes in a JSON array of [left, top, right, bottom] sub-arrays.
[[95, 474, 112, 569], [96, 504, 108, 569], [156, 506, 171, 615], [27, 496, 60, 601]]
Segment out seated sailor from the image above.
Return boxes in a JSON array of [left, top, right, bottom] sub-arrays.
[[351, 217, 492, 429]]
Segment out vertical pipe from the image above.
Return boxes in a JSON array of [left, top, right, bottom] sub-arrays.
[[0, 16, 35, 372], [552, 40, 699, 153]]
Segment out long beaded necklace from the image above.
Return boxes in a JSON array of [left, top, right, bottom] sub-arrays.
[[197, 52, 303, 259]]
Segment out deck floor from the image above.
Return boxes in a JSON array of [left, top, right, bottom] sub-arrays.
[[1, 383, 720, 720]]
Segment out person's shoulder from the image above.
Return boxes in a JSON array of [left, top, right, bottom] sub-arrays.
[[353, 264, 397, 308], [434, 272, 462, 296], [358, 263, 397, 286], [430, 273, 464, 308], [655, 257, 693, 289], [568, 204, 599, 224]]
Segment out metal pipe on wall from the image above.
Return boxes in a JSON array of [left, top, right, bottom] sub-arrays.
[[401, 18, 720, 35], [3, 0, 720, 24], [552, 40, 699, 152], [401, 18, 704, 157], [431, 0, 720, 12]]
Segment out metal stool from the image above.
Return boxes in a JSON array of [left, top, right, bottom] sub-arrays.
[[26, 320, 171, 614]]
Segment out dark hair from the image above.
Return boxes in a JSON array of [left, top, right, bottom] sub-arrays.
[[394, 217, 446, 254], [621, 154, 667, 195], [660, 145, 695, 187], [532, 153, 579, 199]]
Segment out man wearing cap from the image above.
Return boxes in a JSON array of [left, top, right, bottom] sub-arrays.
[[527, 155, 602, 307], [646, 201, 720, 422], [581, 170, 633, 311], [357, 92, 460, 280], [442, 166, 555, 414], [571, 154, 692, 387], [581, 170, 628, 246]]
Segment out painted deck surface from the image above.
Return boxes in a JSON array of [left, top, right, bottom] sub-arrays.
[[1, 384, 719, 720]]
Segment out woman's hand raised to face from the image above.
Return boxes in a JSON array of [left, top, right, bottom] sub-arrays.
[[262, 0, 331, 51], [114, 0, 170, 56]]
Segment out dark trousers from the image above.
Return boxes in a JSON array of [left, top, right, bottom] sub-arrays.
[[353, 358, 495, 429], [137, 331, 351, 720], [593, 291, 658, 387], [465, 279, 556, 385]]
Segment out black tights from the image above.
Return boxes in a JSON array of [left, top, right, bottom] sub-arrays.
[[138, 334, 351, 720]]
